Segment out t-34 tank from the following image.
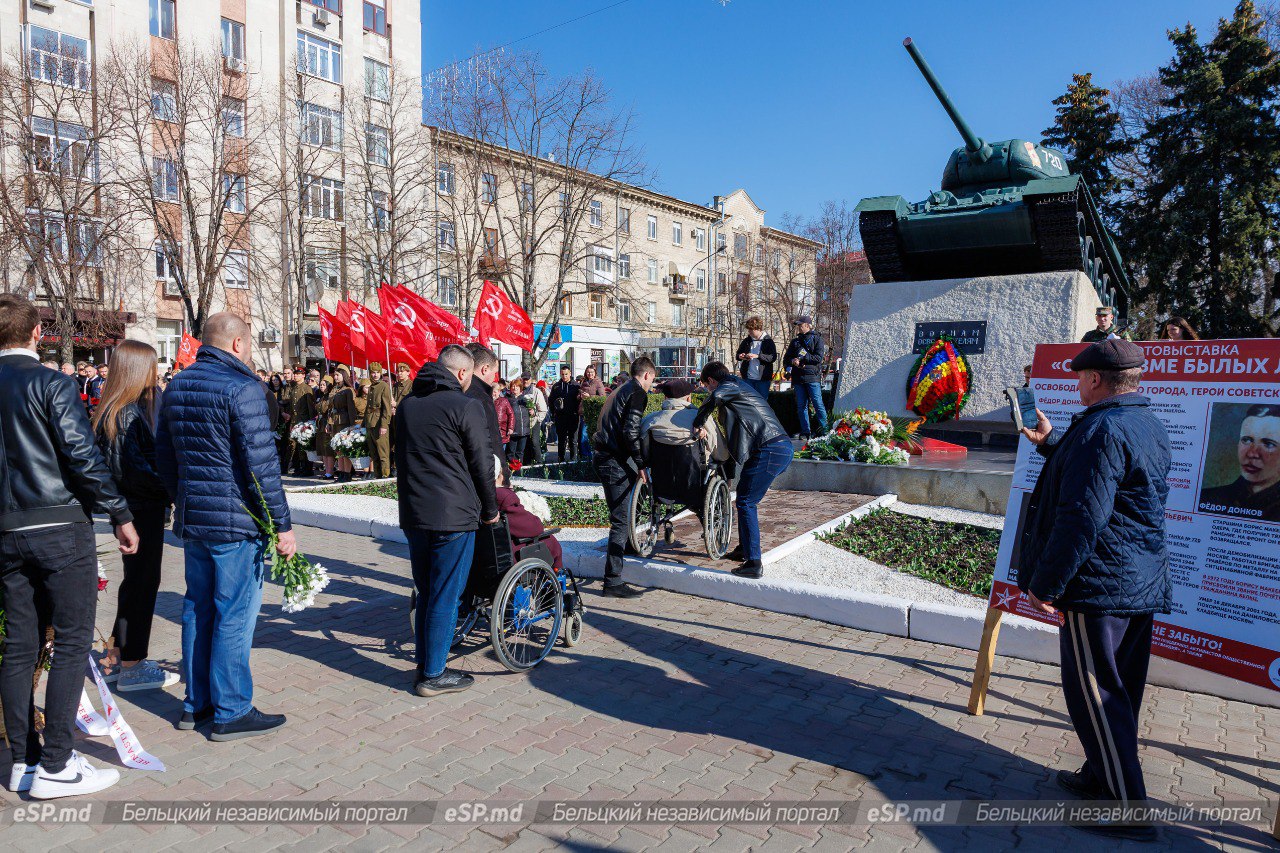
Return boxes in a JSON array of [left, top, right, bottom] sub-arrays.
[[857, 38, 1130, 316]]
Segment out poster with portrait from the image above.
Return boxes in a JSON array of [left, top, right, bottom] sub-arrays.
[[989, 339, 1280, 693]]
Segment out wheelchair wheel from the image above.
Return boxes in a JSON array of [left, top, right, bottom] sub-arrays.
[[628, 479, 660, 558], [453, 604, 481, 649], [491, 559, 564, 672], [563, 612, 584, 647], [703, 476, 734, 559]]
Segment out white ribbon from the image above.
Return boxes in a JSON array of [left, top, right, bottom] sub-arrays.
[[74, 656, 166, 772]]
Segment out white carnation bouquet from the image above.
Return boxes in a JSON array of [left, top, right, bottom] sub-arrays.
[[290, 419, 317, 451], [515, 488, 552, 524], [245, 478, 329, 613], [329, 425, 369, 459]]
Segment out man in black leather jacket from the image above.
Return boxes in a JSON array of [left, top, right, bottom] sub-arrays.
[[0, 294, 138, 799], [693, 362, 793, 579], [590, 356, 657, 597]]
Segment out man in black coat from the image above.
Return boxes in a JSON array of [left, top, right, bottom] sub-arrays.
[[1017, 338, 1170, 840], [548, 365, 581, 462], [396, 344, 499, 697], [590, 356, 657, 598], [465, 343, 506, 484], [782, 315, 827, 438]]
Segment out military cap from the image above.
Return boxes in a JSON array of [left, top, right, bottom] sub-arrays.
[[368, 361, 384, 372], [1069, 338, 1145, 372], [395, 362, 410, 372], [1095, 305, 1115, 316]]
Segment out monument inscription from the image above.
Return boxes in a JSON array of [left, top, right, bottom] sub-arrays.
[[912, 320, 986, 354]]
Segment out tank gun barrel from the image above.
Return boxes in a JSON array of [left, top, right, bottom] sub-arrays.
[[903, 37, 992, 163]]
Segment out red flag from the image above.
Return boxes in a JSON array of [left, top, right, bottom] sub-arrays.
[[381, 284, 466, 364], [473, 280, 534, 351], [351, 303, 388, 367], [317, 305, 349, 363], [175, 332, 201, 368], [377, 286, 430, 368]]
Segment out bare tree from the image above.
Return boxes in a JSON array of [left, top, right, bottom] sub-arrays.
[[0, 42, 141, 361], [803, 200, 869, 359], [105, 38, 278, 338]]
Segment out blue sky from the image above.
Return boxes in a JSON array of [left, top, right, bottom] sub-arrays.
[[423, 0, 1237, 223]]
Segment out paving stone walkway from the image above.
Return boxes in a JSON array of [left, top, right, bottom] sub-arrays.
[[1, 525, 1276, 851]]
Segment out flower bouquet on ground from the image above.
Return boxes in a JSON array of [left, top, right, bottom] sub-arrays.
[[330, 425, 370, 469], [795, 408, 918, 466], [291, 419, 318, 460], [245, 479, 329, 613]]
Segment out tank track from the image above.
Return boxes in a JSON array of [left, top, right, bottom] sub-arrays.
[[858, 210, 908, 282], [1029, 189, 1129, 315]]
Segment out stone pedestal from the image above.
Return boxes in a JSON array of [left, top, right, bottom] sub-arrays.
[[835, 271, 1098, 431]]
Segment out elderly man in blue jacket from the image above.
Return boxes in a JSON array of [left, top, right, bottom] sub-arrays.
[[1017, 338, 1170, 841], [157, 313, 295, 741]]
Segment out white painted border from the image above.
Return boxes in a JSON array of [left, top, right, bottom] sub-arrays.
[[762, 494, 898, 565]]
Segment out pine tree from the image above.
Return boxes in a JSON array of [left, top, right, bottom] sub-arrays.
[[1041, 73, 1131, 203], [1128, 1, 1280, 337]]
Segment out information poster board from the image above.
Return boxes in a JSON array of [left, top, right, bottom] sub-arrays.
[[990, 339, 1280, 692]]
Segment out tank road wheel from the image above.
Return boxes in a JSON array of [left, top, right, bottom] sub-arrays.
[[628, 480, 660, 558], [858, 210, 908, 282], [491, 559, 563, 672], [702, 477, 734, 560]]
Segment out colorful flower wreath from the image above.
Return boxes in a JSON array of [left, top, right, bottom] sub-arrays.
[[905, 336, 970, 423]]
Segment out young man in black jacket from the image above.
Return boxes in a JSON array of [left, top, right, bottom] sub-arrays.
[[590, 356, 657, 598], [0, 295, 139, 799], [548, 365, 581, 462], [396, 344, 499, 696], [782, 316, 827, 438]]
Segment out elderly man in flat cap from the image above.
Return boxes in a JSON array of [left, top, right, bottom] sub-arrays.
[[1017, 338, 1170, 841]]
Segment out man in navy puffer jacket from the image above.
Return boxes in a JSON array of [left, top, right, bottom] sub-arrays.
[[1017, 338, 1170, 839], [156, 313, 295, 742]]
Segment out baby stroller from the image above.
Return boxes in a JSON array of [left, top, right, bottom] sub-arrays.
[[627, 441, 734, 560]]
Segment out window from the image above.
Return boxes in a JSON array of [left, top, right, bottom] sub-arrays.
[[222, 98, 246, 137], [647, 259, 658, 284], [671, 303, 684, 327], [755, 244, 763, 264], [619, 207, 631, 234], [589, 292, 603, 320], [364, 57, 390, 101], [365, 124, 389, 165], [31, 118, 93, 180], [484, 227, 499, 255], [695, 268, 705, 292], [368, 190, 388, 231], [695, 227, 706, 252], [305, 248, 339, 295], [155, 240, 180, 295], [734, 233, 747, 260], [590, 200, 602, 227], [301, 175, 343, 220], [26, 26, 89, 89], [771, 250, 782, 269], [696, 307, 707, 327], [156, 319, 182, 363], [297, 33, 342, 83], [619, 302, 631, 323], [221, 19, 245, 63], [557, 192, 569, 222], [437, 220, 456, 249], [736, 272, 751, 308], [560, 294, 573, 317], [437, 162, 454, 195], [717, 232, 726, 253], [789, 253, 798, 273], [152, 157, 178, 202], [223, 173, 246, 213], [520, 182, 533, 212], [482, 172, 497, 205], [646, 214, 657, 240], [152, 80, 177, 122], [150, 0, 175, 39], [29, 214, 99, 267], [308, 0, 341, 11], [592, 254, 613, 274], [646, 301, 657, 324], [438, 275, 458, 307], [223, 250, 248, 289], [794, 283, 814, 311], [672, 221, 682, 246], [716, 272, 727, 295], [618, 253, 631, 279], [364, 0, 388, 35], [300, 101, 342, 148]]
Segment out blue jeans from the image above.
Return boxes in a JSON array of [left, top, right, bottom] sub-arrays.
[[744, 378, 772, 400], [735, 438, 795, 562], [578, 421, 592, 460], [406, 529, 475, 678], [182, 538, 266, 724], [794, 381, 828, 436]]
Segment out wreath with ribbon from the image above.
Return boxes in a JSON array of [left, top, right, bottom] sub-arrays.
[[905, 335, 970, 422]]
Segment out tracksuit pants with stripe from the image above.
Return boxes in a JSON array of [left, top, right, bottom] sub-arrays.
[[1059, 610, 1153, 803]]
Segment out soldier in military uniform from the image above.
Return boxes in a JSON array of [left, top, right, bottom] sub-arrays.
[[288, 366, 318, 475], [390, 362, 413, 471], [1080, 306, 1132, 343], [364, 362, 395, 479]]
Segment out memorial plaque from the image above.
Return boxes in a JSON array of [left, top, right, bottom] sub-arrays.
[[912, 320, 986, 354]]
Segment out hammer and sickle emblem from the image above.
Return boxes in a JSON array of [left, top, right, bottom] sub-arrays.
[[393, 304, 417, 328], [482, 292, 504, 322]]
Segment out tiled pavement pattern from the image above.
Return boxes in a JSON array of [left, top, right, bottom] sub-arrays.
[[655, 491, 875, 571], [2, 525, 1277, 851]]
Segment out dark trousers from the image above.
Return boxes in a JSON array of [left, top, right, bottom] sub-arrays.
[[593, 453, 636, 587], [525, 422, 545, 465], [555, 417, 579, 462], [112, 503, 167, 661], [1059, 610, 1153, 803], [405, 529, 475, 678], [735, 437, 795, 561], [0, 523, 97, 772], [508, 435, 528, 463]]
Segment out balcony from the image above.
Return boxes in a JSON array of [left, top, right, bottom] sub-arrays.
[[478, 253, 510, 277], [666, 278, 689, 299]]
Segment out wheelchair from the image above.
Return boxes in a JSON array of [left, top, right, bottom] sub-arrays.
[[409, 517, 584, 672], [627, 441, 734, 560]]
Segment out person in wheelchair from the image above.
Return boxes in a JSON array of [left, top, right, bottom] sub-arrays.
[[492, 455, 564, 571], [640, 379, 730, 519]]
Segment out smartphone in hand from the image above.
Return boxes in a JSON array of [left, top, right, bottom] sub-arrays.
[[1005, 386, 1038, 432]]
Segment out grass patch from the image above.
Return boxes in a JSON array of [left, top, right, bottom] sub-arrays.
[[315, 482, 609, 529], [818, 508, 998, 598]]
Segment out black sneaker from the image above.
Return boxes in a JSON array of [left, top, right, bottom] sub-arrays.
[[732, 560, 763, 579], [415, 669, 474, 696], [210, 707, 286, 742], [177, 707, 215, 731], [1056, 765, 1108, 799], [602, 583, 643, 599], [724, 546, 745, 562]]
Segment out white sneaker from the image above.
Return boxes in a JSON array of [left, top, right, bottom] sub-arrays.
[[29, 752, 120, 799], [7, 763, 35, 793], [116, 660, 180, 692]]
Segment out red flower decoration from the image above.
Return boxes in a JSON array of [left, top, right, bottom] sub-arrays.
[[509, 460, 523, 472], [97, 577, 109, 592]]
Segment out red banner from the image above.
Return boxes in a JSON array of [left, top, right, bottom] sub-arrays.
[[316, 305, 349, 364], [473, 280, 533, 352], [350, 302, 388, 367], [337, 301, 363, 364], [377, 286, 463, 368], [174, 332, 201, 368]]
